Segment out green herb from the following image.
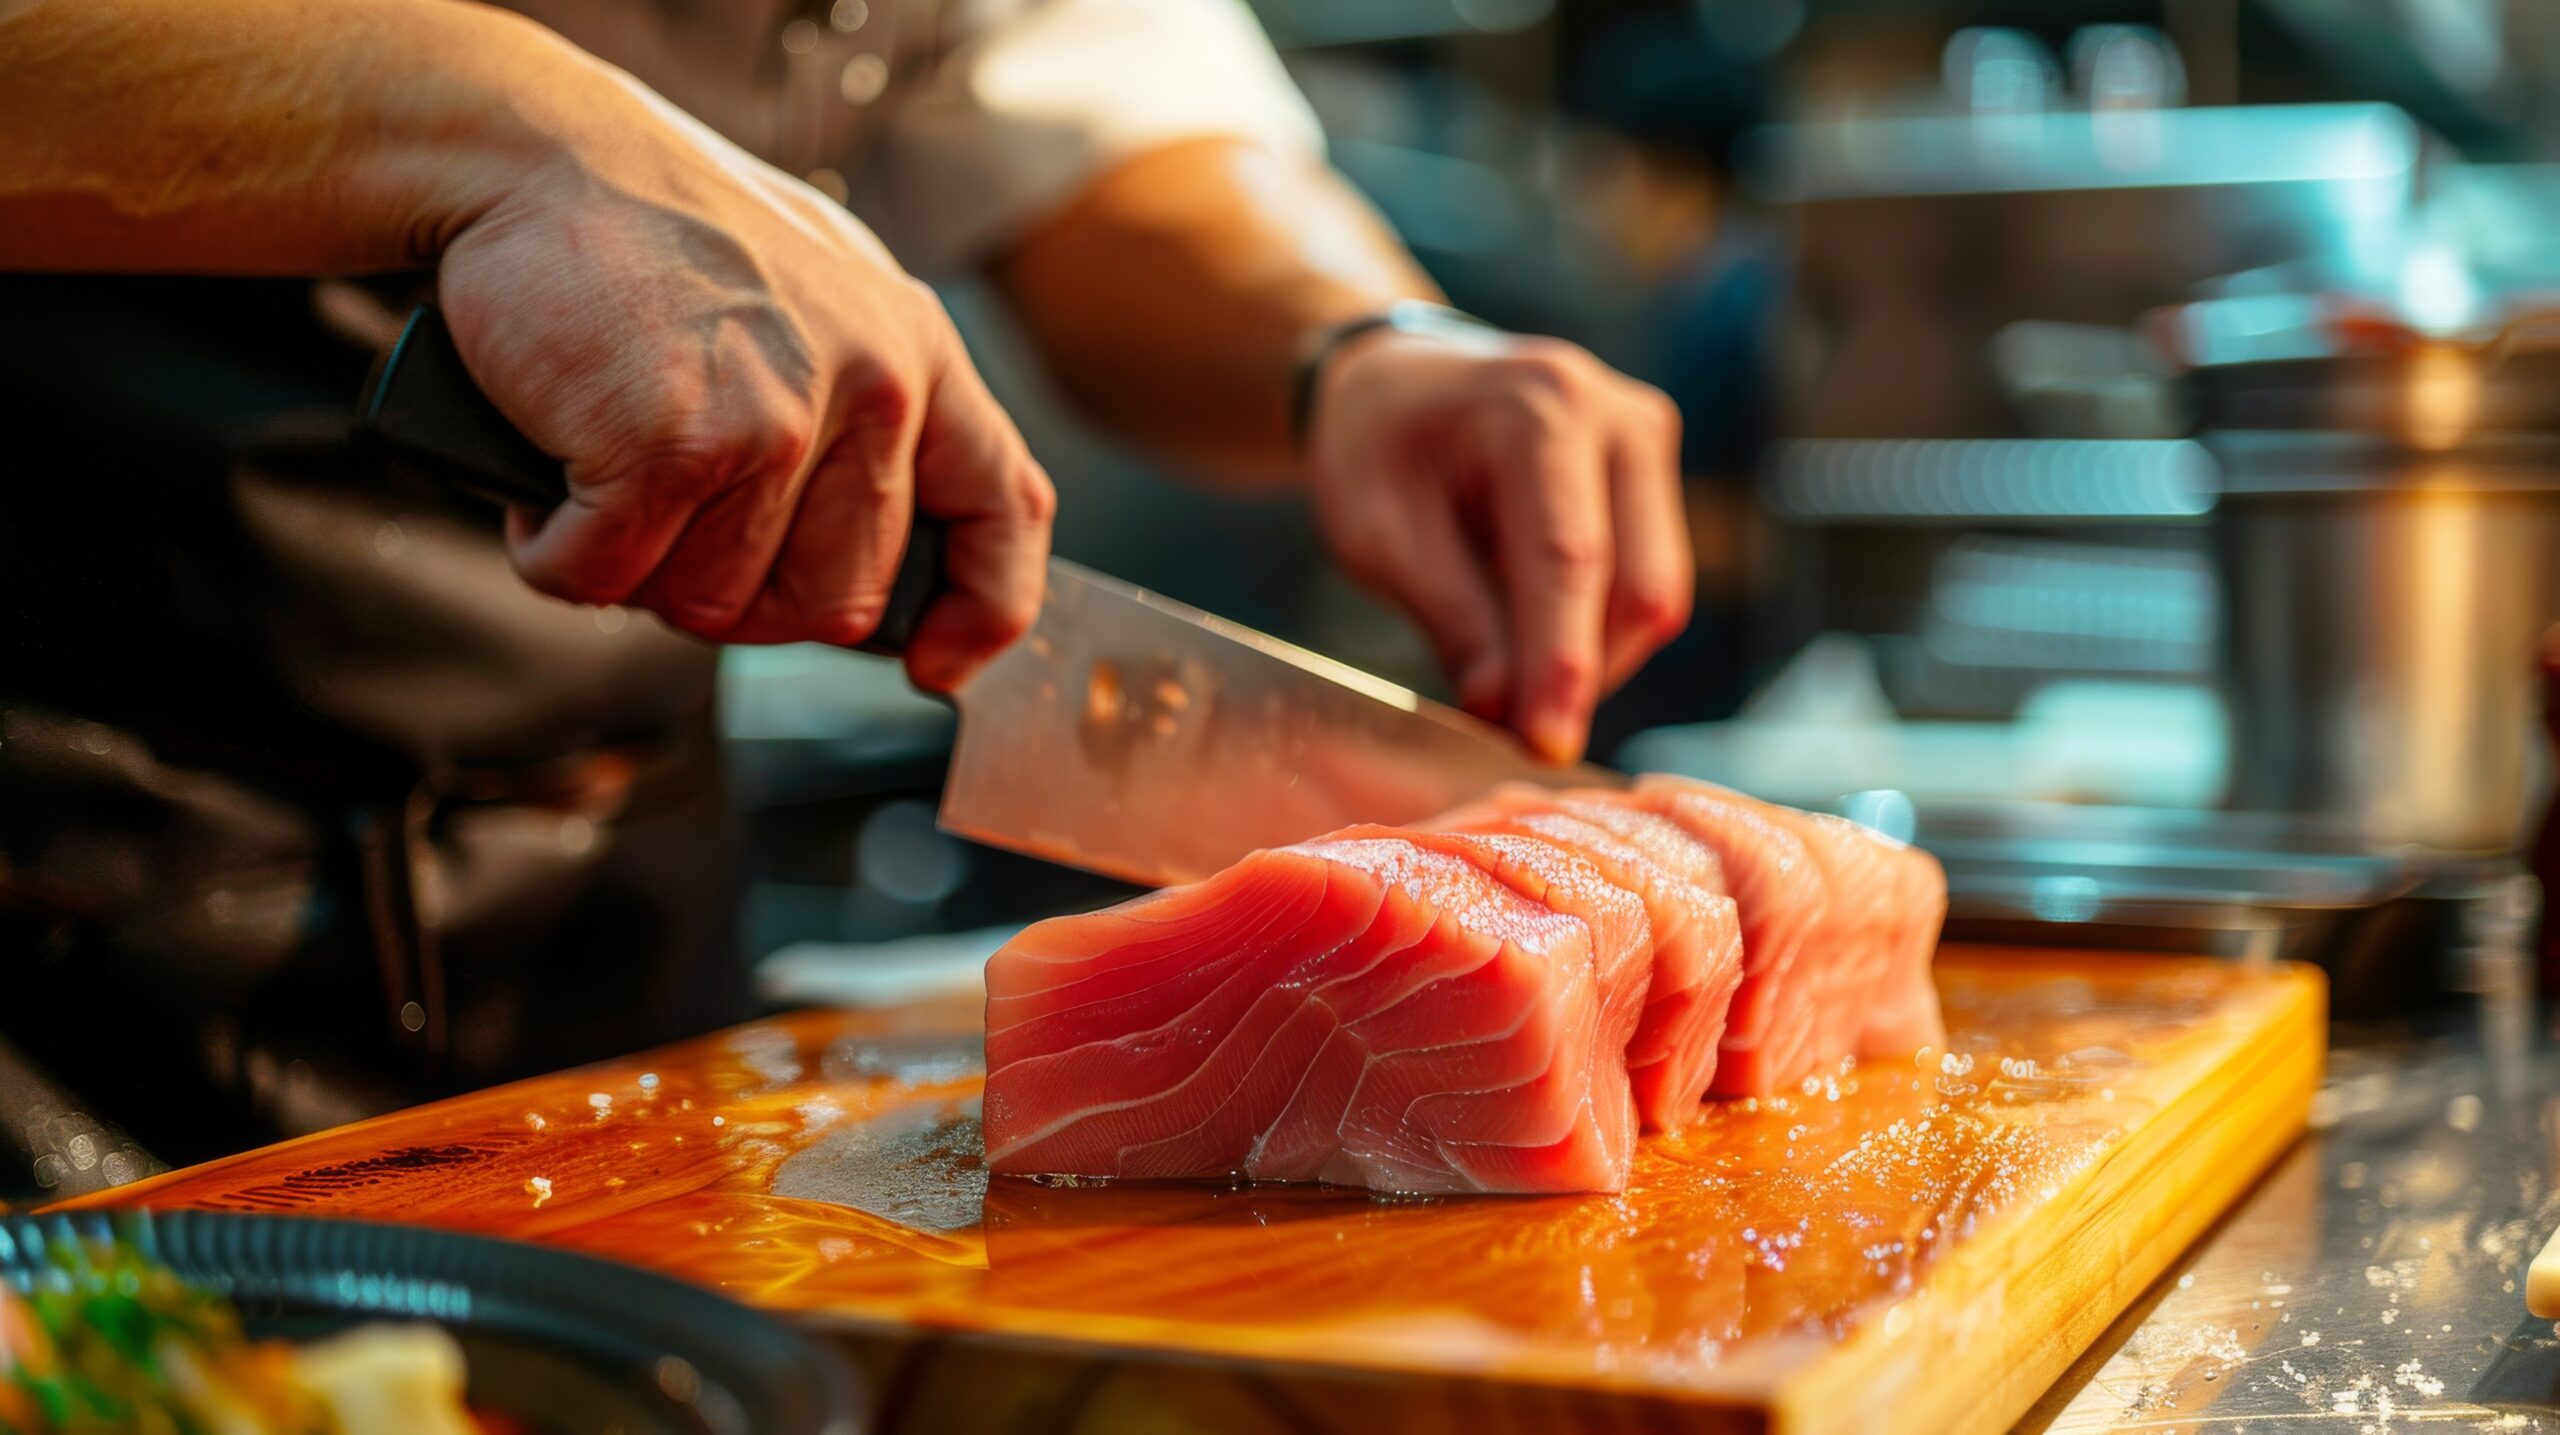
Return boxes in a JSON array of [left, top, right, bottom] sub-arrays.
[[4, 1237, 308, 1435]]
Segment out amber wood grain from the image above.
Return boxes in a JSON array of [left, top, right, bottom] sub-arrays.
[[64, 947, 2325, 1434]]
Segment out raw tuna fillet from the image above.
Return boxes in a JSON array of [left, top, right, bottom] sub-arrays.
[[1635, 777, 1948, 1062], [982, 833, 1638, 1195], [1425, 797, 1744, 1126]]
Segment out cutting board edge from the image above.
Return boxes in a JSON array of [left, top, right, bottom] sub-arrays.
[[1760, 960, 2328, 1435]]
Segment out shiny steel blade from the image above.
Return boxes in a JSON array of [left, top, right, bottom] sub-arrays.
[[939, 561, 1623, 887]]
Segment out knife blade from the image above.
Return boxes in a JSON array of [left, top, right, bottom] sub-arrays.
[[939, 561, 1620, 885], [362, 304, 1618, 886]]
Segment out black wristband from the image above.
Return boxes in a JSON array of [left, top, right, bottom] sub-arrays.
[[1289, 301, 1496, 448]]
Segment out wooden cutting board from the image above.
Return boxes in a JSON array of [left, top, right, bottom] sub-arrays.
[[67, 947, 2323, 1435]]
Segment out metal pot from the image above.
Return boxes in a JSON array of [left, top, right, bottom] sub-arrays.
[[2210, 431, 2559, 852], [2169, 285, 2560, 852]]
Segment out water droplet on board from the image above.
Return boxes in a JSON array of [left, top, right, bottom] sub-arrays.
[[820, 1035, 983, 1085], [772, 1096, 988, 1234]]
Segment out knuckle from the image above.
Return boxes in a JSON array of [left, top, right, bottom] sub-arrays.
[[1488, 386, 1573, 443], [619, 436, 733, 506], [772, 567, 890, 647], [1653, 388, 1684, 431], [819, 599, 889, 648], [1013, 462, 1059, 526], [992, 596, 1040, 646], [1619, 577, 1695, 639], [619, 404, 813, 501], [1535, 525, 1608, 582], [898, 279, 961, 346], [841, 373, 916, 440], [843, 455, 907, 512], [1495, 352, 1576, 404], [747, 408, 816, 479], [974, 584, 1042, 650], [1533, 645, 1600, 698], [1639, 385, 1683, 439], [1502, 341, 1591, 395]]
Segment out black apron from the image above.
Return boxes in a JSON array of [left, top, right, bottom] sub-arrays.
[[0, 275, 749, 1167]]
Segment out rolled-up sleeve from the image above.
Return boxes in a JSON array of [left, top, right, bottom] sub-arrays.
[[860, 0, 1324, 274]]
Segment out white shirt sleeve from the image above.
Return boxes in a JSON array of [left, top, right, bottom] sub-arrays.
[[859, 0, 1325, 275]]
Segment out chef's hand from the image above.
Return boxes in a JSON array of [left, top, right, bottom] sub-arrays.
[[434, 86, 1055, 691], [1303, 329, 1692, 763]]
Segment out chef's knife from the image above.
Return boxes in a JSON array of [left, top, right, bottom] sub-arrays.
[[362, 304, 1620, 886]]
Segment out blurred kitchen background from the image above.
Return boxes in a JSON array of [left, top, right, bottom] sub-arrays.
[[735, 0, 2560, 1017]]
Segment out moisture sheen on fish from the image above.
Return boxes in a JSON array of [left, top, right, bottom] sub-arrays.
[[1423, 797, 1744, 1127], [982, 834, 1637, 1196]]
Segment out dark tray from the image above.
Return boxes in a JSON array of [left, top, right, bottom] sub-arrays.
[[1, 1209, 861, 1435]]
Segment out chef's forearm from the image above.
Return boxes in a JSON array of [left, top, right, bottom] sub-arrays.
[[990, 137, 1440, 491], [0, 0, 633, 274]]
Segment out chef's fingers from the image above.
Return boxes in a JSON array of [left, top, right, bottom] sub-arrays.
[[1486, 393, 1612, 765], [619, 445, 810, 642], [1600, 387, 1694, 692], [900, 354, 1055, 691], [505, 472, 692, 610], [1361, 496, 1510, 722], [719, 382, 920, 647], [505, 398, 809, 622]]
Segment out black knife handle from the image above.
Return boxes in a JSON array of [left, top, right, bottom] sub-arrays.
[[359, 303, 944, 659]]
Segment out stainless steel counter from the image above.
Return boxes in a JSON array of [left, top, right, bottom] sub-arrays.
[[2027, 934, 2560, 1432]]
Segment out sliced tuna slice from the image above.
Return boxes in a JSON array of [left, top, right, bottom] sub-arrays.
[[1451, 783, 1831, 1097], [1613, 785, 1827, 1095], [1424, 800, 1743, 1126], [982, 834, 1635, 1195], [1635, 778, 1948, 1062], [1331, 823, 1653, 1091]]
